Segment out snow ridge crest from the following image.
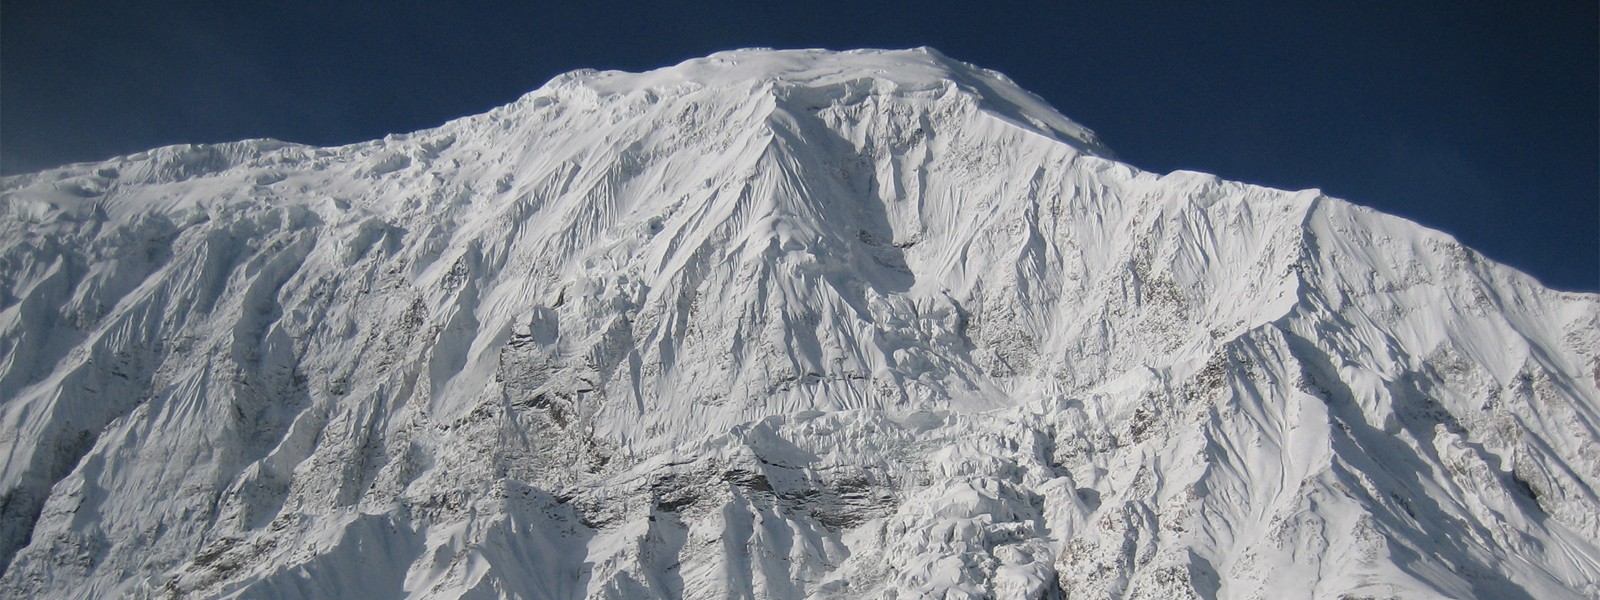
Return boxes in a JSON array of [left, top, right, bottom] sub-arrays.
[[511, 47, 1112, 156]]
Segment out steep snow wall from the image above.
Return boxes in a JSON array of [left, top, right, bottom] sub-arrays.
[[0, 48, 1596, 599]]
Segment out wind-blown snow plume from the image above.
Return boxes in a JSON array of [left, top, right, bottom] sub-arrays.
[[1, 48, 1596, 599]]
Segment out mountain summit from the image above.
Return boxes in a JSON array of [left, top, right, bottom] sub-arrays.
[[1, 48, 1596, 599], [516, 47, 1112, 156]]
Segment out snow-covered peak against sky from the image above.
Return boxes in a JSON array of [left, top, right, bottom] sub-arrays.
[[520, 47, 1109, 155], [2, 4, 1594, 291], [1, 42, 1597, 597], [555, 47, 971, 90]]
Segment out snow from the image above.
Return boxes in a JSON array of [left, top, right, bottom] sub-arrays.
[[0, 48, 1597, 598]]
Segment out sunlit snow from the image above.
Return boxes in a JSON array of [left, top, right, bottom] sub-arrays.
[[1, 48, 1596, 599]]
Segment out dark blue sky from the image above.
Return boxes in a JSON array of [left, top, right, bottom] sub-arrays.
[[3, 1, 1596, 291]]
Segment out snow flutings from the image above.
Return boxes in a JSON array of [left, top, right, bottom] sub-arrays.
[[1, 48, 1597, 599]]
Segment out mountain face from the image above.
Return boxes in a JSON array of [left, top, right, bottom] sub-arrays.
[[1, 48, 1597, 599]]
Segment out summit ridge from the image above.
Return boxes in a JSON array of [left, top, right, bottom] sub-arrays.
[[501, 47, 1112, 156]]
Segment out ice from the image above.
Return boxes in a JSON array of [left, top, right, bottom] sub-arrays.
[[0, 48, 1596, 598]]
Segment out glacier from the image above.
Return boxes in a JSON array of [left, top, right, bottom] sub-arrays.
[[0, 47, 1597, 599]]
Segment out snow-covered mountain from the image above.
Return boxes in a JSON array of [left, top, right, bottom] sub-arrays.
[[1, 48, 1596, 599]]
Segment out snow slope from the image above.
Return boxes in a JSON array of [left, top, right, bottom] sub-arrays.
[[0, 48, 1596, 599]]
